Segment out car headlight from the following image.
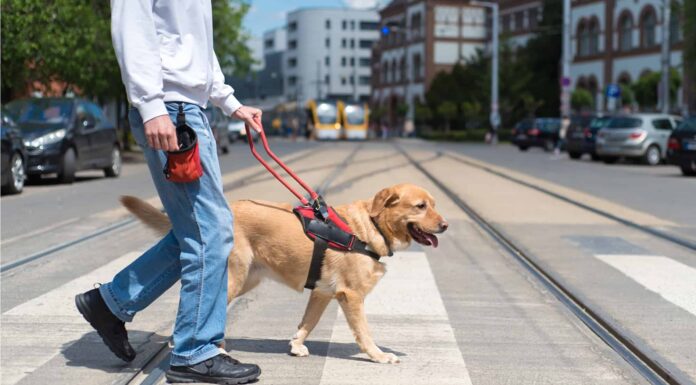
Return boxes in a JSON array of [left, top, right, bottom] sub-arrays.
[[24, 129, 66, 148]]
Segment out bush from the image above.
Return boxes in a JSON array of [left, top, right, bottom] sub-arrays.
[[571, 88, 594, 111]]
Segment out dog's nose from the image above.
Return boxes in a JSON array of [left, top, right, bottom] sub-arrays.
[[439, 221, 449, 232]]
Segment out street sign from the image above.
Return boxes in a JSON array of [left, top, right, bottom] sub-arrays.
[[489, 111, 501, 128], [606, 83, 621, 98], [561, 77, 571, 87]]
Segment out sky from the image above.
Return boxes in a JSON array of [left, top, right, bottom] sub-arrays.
[[241, 0, 383, 68]]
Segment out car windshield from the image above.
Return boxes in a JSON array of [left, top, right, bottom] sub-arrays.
[[5, 99, 73, 126], [606, 117, 642, 129], [344, 105, 365, 125], [316, 102, 338, 124], [536, 119, 560, 131], [675, 117, 696, 132]]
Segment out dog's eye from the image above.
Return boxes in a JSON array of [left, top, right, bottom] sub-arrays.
[[416, 202, 427, 210]]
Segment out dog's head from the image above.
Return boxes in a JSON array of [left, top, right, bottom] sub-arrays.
[[369, 183, 448, 249]]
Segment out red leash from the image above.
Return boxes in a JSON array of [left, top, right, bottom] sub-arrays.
[[244, 118, 318, 207]]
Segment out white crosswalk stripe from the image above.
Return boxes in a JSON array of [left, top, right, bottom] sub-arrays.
[[319, 251, 473, 385]]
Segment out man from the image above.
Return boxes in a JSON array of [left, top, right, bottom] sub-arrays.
[[74, 1, 262, 383]]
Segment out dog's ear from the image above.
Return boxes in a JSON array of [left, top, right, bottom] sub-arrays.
[[369, 187, 400, 217]]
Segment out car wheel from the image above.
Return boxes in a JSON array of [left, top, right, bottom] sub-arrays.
[[681, 163, 696, 176], [57, 148, 76, 184], [518, 146, 529, 152], [543, 140, 555, 152], [568, 152, 582, 159], [3, 152, 25, 194], [602, 156, 618, 164], [104, 145, 122, 177], [643, 145, 661, 166]]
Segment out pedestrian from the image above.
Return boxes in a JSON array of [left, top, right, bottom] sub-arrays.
[[74, 1, 262, 384], [555, 114, 571, 156]]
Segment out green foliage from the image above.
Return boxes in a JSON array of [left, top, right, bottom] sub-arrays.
[[632, 68, 682, 110], [619, 84, 635, 106], [1, 0, 253, 101], [571, 89, 593, 111], [436, 101, 458, 120], [414, 103, 432, 122], [395, 102, 409, 118]]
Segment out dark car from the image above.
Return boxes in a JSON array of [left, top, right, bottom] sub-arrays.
[[202, 106, 230, 155], [1, 109, 27, 194], [4, 98, 122, 183], [511, 118, 562, 151], [566, 115, 611, 160], [666, 117, 696, 176]]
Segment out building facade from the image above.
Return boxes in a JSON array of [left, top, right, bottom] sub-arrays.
[[498, 0, 543, 48], [371, 0, 487, 122], [570, 0, 685, 112], [284, 8, 380, 103]]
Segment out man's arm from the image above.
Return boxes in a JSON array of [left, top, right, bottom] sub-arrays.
[[111, 0, 177, 150], [210, 52, 262, 132]]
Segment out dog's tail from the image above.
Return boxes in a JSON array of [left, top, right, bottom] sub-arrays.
[[120, 196, 171, 236]]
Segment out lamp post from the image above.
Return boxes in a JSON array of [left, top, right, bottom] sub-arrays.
[[660, 0, 671, 113], [561, 0, 571, 117], [471, 1, 499, 144]]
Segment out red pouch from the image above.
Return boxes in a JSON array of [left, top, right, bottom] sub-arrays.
[[163, 104, 203, 183]]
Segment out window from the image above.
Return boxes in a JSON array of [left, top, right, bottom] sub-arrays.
[[359, 39, 373, 49], [391, 59, 397, 82], [359, 57, 371, 67], [641, 8, 657, 48], [342, 20, 347, 30], [342, 39, 347, 48], [412, 53, 422, 80], [578, 21, 590, 56], [619, 14, 633, 51], [359, 76, 370, 85], [670, 12, 682, 43], [288, 21, 297, 32], [360, 21, 379, 31], [382, 62, 389, 83], [350, 57, 355, 67], [341, 77, 347, 85], [264, 39, 274, 49], [400, 57, 406, 82], [529, 8, 539, 29], [288, 58, 297, 68], [350, 76, 355, 85], [325, 56, 330, 66], [341, 57, 347, 67], [288, 76, 297, 86], [350, 20, 355, 30], [350, 39, 355, 48], [411, 13, 422, 37], [588, 19, 599, 55], [326, 19, 331, 29], [325, 38, 330, 48], [325, 75, 330, 84], [652, 119, 673, 130], [515, 11, 524, 31], [288, 40, 297, 49], [502, 15, 511, 33]]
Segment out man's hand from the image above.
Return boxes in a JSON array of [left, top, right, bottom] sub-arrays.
[[233, 106, 263, 133], [144, 115, 178, 151]]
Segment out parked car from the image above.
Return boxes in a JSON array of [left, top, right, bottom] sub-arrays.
[[511, 118, 562, 151], [1, 109, 27, 194], [4, 98, 122, 183], [595, 113, 682, 165], [566, 115, 611, 160], [666, 117, 696, 176], [227, 119, 259, 143], [202, 106, 230, 154]]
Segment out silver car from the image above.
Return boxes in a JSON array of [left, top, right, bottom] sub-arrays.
[[595, 113, 682, 165]]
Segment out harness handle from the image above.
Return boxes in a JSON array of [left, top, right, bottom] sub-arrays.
[[244, 117, 318, 206]]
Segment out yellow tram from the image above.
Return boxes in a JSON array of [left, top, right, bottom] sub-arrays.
[[340, 102, 369, 140]]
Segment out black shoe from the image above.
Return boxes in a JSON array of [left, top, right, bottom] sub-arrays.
[[75, 288, 136, 362], [166, 353, 261, 384]]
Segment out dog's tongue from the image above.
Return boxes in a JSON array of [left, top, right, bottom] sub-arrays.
[[424, 233, 438, 248]]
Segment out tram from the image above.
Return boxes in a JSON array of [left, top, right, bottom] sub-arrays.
[[340, 102, 369, 140], [306, 99, 343, 140]]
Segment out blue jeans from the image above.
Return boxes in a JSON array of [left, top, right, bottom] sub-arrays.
[[99, 103, 233, 366]]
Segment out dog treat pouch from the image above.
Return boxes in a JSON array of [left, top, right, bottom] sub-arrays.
[[163, 104, 203, 183]]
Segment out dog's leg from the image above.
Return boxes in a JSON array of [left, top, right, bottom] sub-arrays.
[[336, 289, 399, 364], [290, 290, 332, 357]]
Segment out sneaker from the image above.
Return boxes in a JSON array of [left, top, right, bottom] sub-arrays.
[[75, 288, 136, 362], [166, 353, 261, 384]]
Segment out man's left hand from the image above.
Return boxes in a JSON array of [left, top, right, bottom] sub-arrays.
[[233, 106, 263, 133]]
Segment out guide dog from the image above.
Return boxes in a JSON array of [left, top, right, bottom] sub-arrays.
[[121, 183, 448, 364]]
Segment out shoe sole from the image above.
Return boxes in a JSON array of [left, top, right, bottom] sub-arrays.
[[165, 369, 261, 384], [74, 293, 135, 362]]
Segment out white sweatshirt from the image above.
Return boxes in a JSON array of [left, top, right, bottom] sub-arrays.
[[111, 0, 243, 123]]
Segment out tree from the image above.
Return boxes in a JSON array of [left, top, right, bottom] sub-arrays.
[[212, 0, 254, 76], [436, 101, 457, 133], [632, 68, 681, 110], [571, 89, 594, 111]]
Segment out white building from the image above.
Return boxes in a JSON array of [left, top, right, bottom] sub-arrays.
[[283, 7, 380, 103]]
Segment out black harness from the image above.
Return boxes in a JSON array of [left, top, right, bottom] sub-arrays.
[[293, 198, 393, 289]]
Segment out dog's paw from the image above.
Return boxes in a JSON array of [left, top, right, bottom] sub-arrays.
[[371, 352, 400, 364], [289, 342, 310, 357]]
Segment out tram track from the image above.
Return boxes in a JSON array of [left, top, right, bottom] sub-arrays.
[[396, 144, 687, 385], [0, 146, 323, 274]]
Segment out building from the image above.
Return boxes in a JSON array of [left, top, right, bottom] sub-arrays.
[[570, 0, 685, 112], [284, 7, 380, 103], [371, 0, 488, 123], [498, 0, 543, 48]]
